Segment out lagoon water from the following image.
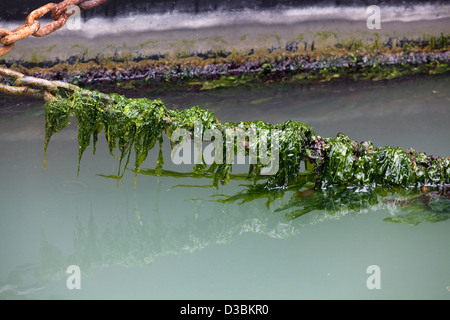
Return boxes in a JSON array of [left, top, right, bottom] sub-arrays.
[[0, 75, 449, 299]]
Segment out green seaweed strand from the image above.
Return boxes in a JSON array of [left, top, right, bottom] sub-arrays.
[[72, 90, 104, 176], [44, 96, 71, 169], [43, 90, 450, 191]]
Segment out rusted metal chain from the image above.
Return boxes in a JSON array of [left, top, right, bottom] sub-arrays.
[[0, 30, 14, 56], [53, 0, 109, 19], [0, 67, 112, 103], [0, 0, 108, 57], [1, 67, 66, 100], [0, 0, 109, 100]]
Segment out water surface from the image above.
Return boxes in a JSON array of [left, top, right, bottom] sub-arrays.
[[0, 75, 449, 299]]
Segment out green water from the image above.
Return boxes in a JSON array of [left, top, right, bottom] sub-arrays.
[[0, 76, 449, 299]]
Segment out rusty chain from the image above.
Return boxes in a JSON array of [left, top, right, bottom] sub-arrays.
[[0, 0, 108, 100], [0, 66, 112, 102], [0, 66, 82, 100], [0, 0, 108, 57]]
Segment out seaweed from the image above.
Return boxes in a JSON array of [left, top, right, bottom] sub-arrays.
[[44, 89, 449, 190], [44, 97, 71, 169], [43, 88, 450, 223]]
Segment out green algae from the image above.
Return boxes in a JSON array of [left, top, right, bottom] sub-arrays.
[[44, 85, 442, 225], [72, 91, 104, 175], [133, 164, 450, 225], [44, 97, 71, 169], [42, 88, 450, 224], [383, 200, 450, 226], [44, 89, 450, 191]]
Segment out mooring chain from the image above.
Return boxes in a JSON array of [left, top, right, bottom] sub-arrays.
[[0, 0, 108, 57], [0, 0, 108, 99], [0, 66, 115, 103], [0, 66, 80, 100]]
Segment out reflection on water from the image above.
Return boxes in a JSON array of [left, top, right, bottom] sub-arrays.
[[0, 75, 449, 299], [2, 172, 447, 299]]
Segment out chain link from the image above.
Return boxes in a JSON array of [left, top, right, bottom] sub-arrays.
[[0, 30, 14, 56], [0, 0, 108, 99], [0, 67, 73, 101], [0, 0, 108, 57], [0, 67, 112, 102]]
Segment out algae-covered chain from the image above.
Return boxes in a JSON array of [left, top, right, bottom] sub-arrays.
[[44, 88, 450, 191]]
